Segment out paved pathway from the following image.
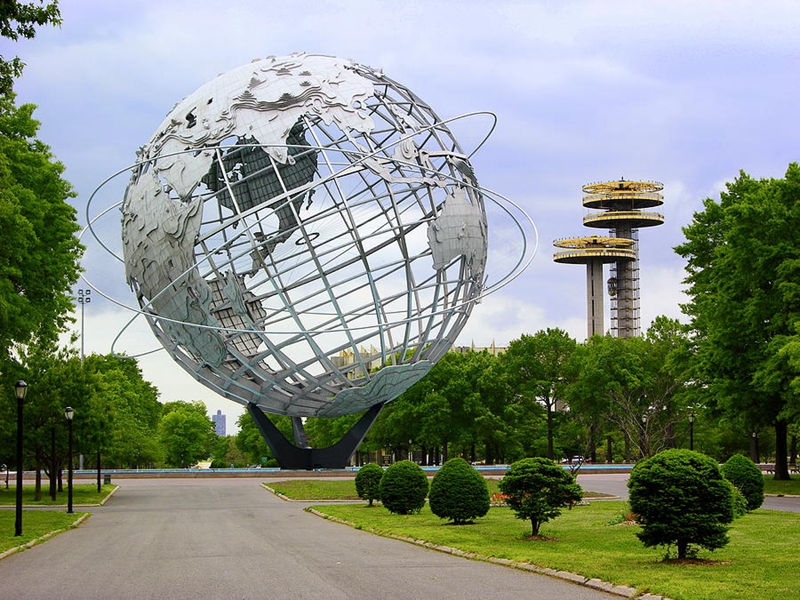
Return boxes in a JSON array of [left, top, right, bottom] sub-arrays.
[[0, 478, 615, 600]]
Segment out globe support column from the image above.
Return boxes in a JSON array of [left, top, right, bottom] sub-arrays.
[[247, 402, 384, 470]]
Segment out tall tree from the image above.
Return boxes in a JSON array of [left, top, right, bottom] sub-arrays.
[[676, 165, 800, 479], [565, 319, 690, 461], [84, 354, 162, 468], [500, 329, 576, 459], [158, 403, 214, 468], [0, 95, 82, 358]]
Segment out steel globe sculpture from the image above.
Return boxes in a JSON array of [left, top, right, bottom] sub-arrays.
[[104, 53, 533, 468]]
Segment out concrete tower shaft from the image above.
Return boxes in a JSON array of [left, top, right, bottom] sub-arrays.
[[553, 180, 664, 338], [553, 235, 636, 338]]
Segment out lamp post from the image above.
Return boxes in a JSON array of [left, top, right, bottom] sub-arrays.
[[64, 407, 74, 514], [689, 412, 695, 451], [14, 380, 28, 536]]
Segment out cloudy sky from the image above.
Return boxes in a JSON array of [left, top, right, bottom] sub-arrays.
[[6, 0, 798, 429]]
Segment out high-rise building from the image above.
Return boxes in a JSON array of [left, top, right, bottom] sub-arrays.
[[212, 409, 226, 437], [554, 180, 664, 338]]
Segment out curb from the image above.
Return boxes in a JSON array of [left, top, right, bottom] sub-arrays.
[[305, 507, 672, 600], [0, 513, 90, 561], [98, 485, 120, 506], [261, 483, 291, 502], [765, 493, 800, 498]]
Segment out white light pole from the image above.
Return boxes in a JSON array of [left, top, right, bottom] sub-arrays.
[[77, 288, 91, 360]]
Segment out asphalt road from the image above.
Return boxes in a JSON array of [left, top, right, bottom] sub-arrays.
[[0, 478, 616, 600]]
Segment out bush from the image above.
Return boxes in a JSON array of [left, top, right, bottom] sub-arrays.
[[721, 454, 764, 511], [498, 457, 582, 536], [429, 458, 490, 524], [729, 481, 748, 518], [355, 463, 384, 506], [379, 460, 429, 514], [628, 449, 734, 559]]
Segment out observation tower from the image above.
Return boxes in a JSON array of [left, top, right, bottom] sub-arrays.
[[554, 180, 664, 338]]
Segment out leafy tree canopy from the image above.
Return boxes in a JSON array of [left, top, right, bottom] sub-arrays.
[[675, 164, 800, 478], [0, 95, 82, 357], [0, 0, 61, 95], [499, 457, 582, 536], [158, 403, 214, 468]]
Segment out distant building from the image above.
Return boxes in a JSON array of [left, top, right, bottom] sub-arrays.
[[212, 409, 226, 437], [331, 345, 383, 379], [450, 340, 507, 356]]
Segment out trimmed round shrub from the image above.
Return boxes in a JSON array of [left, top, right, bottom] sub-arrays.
[[355, 463, 384, 506], [429, 458, 490, 524], [728, 481, 748, 518], [628, 449, 734, 559], [498, 457, 582, 536], [721, 454, 764, 511], [379, 460, 429, 514]]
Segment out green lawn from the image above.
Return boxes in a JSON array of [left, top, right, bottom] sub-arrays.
[[314, 501, 799, 600], [266, 478, 612, 501], [0, 484, 116, 506], [0, 511, 88, 554], [762, 474, 800, 495], [267, 480, 362, 500]]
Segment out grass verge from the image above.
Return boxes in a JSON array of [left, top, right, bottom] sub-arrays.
[[313, 500, 799, 600], [0, 484, 117, 506], [0, 511, 89, 555], [266, 478, 612, 501], [267, 480, 361, 500], [762, 474, 800, 495]]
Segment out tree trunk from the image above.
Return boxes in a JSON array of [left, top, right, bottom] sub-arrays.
[[546, 404, 554, 460], [58, 468, 63, 492], [774, 420, 790, 480], [677, 540, 688, 559], [606, 435, 613, 464], [789, 435, 797, 466], [531, 519, 540, 536], [470, 443, 476, 464], [624, 431, 631, 463], [638, 420, 649, 459], [750, 431, 760, 464], [664, 422, 675, 449], [442, 439, 449, 463], [49, 427, 57, 500], [34, 464, 42, 502], [588, 423, 597, 463]]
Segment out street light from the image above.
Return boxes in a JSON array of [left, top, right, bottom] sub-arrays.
[[689, 412, 695, 451], [64, 407, 74, 514], [14, 380, 28, 537]]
